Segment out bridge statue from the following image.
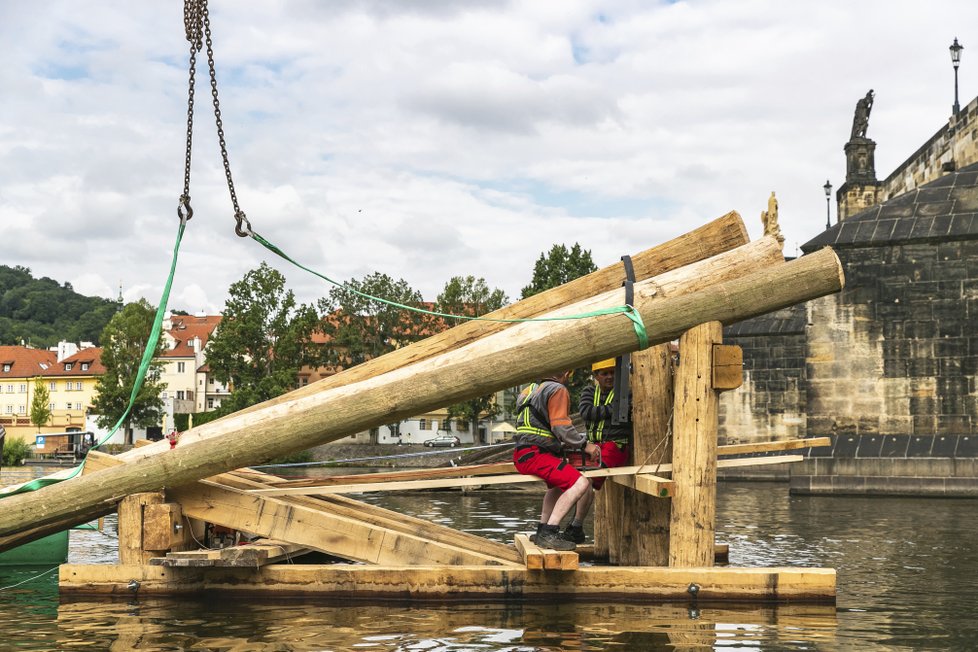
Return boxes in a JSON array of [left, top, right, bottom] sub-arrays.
[[850, 89, 874, 140]]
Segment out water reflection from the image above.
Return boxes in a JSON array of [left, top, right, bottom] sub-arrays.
[[2, 479, 978, 650], [49, 599, 837, 651]]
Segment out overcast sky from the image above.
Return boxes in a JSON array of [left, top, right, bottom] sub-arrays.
[[2, 1, 976, 315]]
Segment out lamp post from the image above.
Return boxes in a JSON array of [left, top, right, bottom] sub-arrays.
[[823, 179, 832, 229], [950, 38, 963, 115]]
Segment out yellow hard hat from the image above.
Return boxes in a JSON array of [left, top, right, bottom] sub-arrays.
[[591, 358, 616, 372]]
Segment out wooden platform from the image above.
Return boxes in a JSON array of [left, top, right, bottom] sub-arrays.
[[59, 563, 836, 603]]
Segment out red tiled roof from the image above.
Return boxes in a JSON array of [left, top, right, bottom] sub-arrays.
[[0, 346, 58, 378], [58, 348, 106, 376], [161, 314, 223, 358]]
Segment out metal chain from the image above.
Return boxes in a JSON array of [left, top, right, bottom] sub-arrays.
[[179, 0, 203, 223], [180, 0, 251, 236]]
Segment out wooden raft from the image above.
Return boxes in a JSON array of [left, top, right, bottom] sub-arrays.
[[9, 213, 843, 603]]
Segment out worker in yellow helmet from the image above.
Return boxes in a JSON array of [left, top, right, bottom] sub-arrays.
[[561, 357, 633, 544]]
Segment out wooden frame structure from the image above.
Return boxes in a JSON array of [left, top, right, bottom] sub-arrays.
[[0, 213, 843, 603]]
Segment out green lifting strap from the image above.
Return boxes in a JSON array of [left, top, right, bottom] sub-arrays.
[[249, 229, 652, 349], [0, 221, 187, 500]]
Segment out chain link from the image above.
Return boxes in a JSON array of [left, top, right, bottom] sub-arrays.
[[180, 0, 249, 235]]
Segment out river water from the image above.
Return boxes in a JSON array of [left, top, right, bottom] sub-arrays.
[[1, 472, 977, 651]]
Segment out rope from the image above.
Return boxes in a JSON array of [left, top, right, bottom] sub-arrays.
[[0, 565, 60, 592], [248, 230, 650, 349]]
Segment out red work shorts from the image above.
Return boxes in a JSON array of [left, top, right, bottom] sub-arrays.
[[566, 441, 630, 490], [513, 445, 582, 491]]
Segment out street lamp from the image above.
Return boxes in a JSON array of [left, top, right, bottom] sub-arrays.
[[950, 38, 963, 115], [823, 179, 832, 229]]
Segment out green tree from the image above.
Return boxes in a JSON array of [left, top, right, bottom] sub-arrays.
[[206, 262, 325, 415], [321, 272, 434, 368], [30, 377, 51, 432], [91, 300, 166, 445], [436, 276, 509, 444], [520, 243, 599, 404], [520, 243, 597, 299]]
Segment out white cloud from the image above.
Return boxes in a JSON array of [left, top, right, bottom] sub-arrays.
[[1, 0, 976, 317]]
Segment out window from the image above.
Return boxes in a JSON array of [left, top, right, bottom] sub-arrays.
[[207, 398, 214, 409], [65, 382, 72, 391], [81, 362, 89, 371], [187, 390, 193, 401], [4, 405, 11, 414], [49, 381, 56, 391], [75, 402, 82, 411], [419, 418, 428, 431], [49, 402, 56, 411], [75, 382, 82, 391], [66, 402, 73, 411], [5, 385, 12, 394], [17, 405, 26, 415], [2, 363, 9, 372], [162, 392, 168, 400], [18, 384, 27, 393], [176, 390, 185, 400], [177, 362, 186, 373], [457, 420, 469, 432], [65, 363, 73, 371]]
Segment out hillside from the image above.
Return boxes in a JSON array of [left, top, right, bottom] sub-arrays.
[[0, 265, 121, 347]]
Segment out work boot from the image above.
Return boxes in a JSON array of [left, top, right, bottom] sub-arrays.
[[562, 524, 586, 544], [529, 522, 544, 544], [535, 524, 576, 551]]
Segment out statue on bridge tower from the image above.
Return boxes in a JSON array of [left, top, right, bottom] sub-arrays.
[[850, 89, 875, 140]]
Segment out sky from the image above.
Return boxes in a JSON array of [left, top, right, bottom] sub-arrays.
[[2, 1, 977, 315]]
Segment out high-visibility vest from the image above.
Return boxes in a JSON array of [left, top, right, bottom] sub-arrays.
[[515, 382, 558, 439]]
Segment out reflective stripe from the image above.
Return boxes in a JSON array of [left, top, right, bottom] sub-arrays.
[[516, 382, 556, 439], [587, 386, 614, 443]]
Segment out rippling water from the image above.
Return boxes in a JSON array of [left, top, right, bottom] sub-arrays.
[[2, 473, 977, 650]]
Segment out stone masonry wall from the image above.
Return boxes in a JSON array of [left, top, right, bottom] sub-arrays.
[[718, 306, 808, 444]]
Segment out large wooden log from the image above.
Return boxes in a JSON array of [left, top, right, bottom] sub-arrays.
[[0, 245, 842, 538]]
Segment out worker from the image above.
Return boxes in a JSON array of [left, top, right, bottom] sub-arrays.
[[561, 357, 633, 544], [513, 369, 599, 551]]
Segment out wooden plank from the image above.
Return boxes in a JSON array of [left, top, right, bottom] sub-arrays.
[[718, 437, 831, 456], [712, 344, 743, 390], [167, 480, 516, 567], [610, 473, 675, 498], [513, 533, 578, 571], [250, 456, 805, 496], [142, 503, 187, 552], [2, 243, 842, 539], [670, 322, 722, 568], [59, 563, 837, 603]]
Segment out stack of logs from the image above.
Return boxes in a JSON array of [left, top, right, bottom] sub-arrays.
[[0, 211, 844, 602]]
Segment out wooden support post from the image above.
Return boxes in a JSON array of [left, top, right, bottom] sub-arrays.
[[117, 492, 164, 566], [669, 322, 722, 567], [604, 343, 675, 566]]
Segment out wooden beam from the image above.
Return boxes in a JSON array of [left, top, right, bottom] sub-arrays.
[[514, 533, 579, 571], [167, 480, 517, 567], [718, 437, 831, 456], [670, 322, 723, 568], [59, 563, 837, 603], [268, 461, 517, 488], [215, 470, 523, 565], [117, 492, 164, 566], [151, 540, 311, 567], [610, 473, 674, 498], [249, 456, 804, 496], [2, 243, 840, 539]]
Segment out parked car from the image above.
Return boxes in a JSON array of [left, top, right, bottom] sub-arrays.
[[422, 434, 461, 448]]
